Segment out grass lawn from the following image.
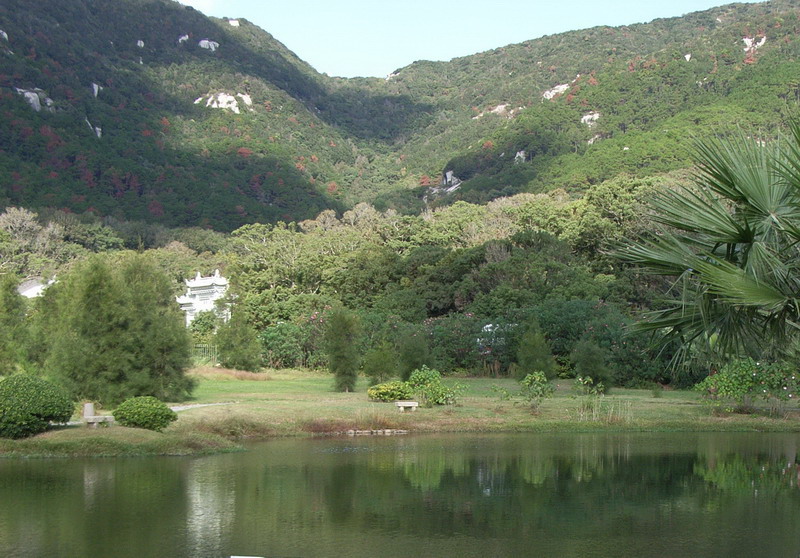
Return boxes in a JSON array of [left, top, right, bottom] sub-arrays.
[[2, 366, 799, 458]]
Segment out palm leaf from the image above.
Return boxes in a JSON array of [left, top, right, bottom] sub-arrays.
[[651, 187, 751, 244], [692, 258, 787, 310]]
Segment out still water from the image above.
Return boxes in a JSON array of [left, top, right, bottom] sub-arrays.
[[1, 433, 799, 557]]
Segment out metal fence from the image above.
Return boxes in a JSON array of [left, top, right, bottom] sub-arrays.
[[192, 343, 218, 364]]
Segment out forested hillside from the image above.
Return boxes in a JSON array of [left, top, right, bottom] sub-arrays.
[[6, 0, 800, 392], [2, 0, 800, 229]]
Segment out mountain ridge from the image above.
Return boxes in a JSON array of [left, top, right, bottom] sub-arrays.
[[1, 0, 799, 230]]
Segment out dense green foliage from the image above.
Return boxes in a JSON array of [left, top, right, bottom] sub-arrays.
[[0, 275, 28, 372], [571, 339, 612, 393], [113, 395, 177, 431], [695, 358, 800, 414], [6, 0, 800, 396], [366, 380, 414, 402], [0, 374, 74, 439], [35, 254, 194, 404], [188, 311, 218, 345], [515, 324, 557, 380], [259, 321, 305, 369], [361, 343, 398, 385], [407, 366, 462, 407], [215, 312, 262, 371], [220, 190, 671, 385]]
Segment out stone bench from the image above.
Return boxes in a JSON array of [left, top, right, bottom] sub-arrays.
[[84, 415, 114, 428], [82, 402, 114, 428], [394, 400, 419, 412]]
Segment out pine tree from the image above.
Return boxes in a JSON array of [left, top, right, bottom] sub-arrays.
[[41, 254, 193, 404], [215, 312, 262, 372], [515, 322, 557, 380], [324, 307, 361, 392], [571, 338, 612, 391], [397, 331, 430, 381]]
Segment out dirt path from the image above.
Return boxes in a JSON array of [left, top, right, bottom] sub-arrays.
[[170, 402, 236, 412]]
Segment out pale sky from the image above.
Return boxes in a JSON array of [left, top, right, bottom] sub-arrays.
[[179, 0, 763, 78]]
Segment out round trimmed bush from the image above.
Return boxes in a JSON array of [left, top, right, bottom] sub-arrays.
[[113, 396, 177, 432], [0, 375, 74, 439]]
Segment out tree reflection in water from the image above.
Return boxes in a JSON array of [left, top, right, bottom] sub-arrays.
[[0, 433, 799, 558]]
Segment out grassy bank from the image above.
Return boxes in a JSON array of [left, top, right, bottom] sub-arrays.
[[2, 367, 799, 458]]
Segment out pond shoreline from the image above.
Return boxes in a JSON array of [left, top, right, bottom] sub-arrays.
[[3, 412, 800, 459], [3, 371, 800, 458]]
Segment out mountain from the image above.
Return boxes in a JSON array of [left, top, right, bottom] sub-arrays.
[[1, 0, 800, 230]]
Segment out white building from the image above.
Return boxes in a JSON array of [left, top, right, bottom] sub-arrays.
[[176, 269, 229, 326]]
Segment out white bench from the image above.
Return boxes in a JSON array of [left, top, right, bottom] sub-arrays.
[[394, 400, 418, 412]]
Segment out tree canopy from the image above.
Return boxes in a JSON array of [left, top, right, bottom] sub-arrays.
[[36, 253, 194, 404]]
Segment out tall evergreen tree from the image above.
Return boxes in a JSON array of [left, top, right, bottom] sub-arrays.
[[41, 254, 193, 404], [324, 307, 361, 392], [215, 312, 262, 372], [515, 321, 557, 380], [397, 330, 430, 381]]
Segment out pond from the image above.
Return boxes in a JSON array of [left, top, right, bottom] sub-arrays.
[[1, 433, 799, 557]]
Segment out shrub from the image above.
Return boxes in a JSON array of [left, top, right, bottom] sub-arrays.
[[695, 359, 799, 415], [572, 339, 611, 392], [368, 367, 463, 406], [367, 381, 414, 402], [407, 366, 442, 388], [113, 396, 177, 432], [408, 366, 463, 406], [492, 371, 554, 412], [416, 380, 463, 406], [575, 375, 606, 396], [0, 374, 74, 439], [519, 371, 555, 411]]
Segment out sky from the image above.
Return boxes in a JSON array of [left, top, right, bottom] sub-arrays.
[[178, 0, 762, 78]]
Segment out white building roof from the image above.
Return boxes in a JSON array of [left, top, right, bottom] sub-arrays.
[[185, 268, 228, 288]]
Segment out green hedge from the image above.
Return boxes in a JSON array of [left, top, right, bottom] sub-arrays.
[[0, 375, 74, 439], [113, 396, 177, 432]]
